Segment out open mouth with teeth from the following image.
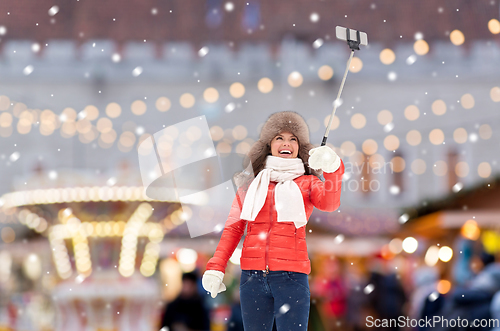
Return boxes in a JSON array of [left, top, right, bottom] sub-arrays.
[[279, 150, 293, 156]]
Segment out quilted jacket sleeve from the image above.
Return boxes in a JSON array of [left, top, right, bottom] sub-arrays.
[[310, 158, 345, 212], [206, 189, 247, 273]]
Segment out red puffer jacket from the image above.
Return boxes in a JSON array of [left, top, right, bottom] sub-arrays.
[[206, 159, 344, 275]]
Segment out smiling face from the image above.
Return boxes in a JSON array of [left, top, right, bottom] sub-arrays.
[[270, 132, 299, 158]]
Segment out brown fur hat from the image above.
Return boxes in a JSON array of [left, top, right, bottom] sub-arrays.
[[241, 111, 321, 181]]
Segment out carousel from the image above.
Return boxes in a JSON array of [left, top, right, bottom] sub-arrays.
[[0, 166, 195, 331]]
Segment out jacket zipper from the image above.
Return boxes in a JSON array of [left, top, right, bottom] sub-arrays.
[[264, 183, 273, 276]]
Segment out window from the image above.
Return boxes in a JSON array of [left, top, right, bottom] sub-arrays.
[[242, 1, 260, 31], [206, 0, 223, 28], [392, 152, 405, 195], [361, 153, 372, 195], [447, 150, 459, 191]]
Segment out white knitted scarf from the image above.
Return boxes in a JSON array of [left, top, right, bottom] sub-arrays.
[[240, 155, 307, 228]]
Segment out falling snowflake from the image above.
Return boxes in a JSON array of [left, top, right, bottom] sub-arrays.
[[23, 65, 34, 75], [135, 126, 145, 135], [48, 6, 59, 16], [225, 2, 234, 11], [77, 110, 87, 120], [204, 148, 215, 158], [387, 72, 397, 81], [334, 234, 344, 244], [383, 122, 394, 132], [213, 223, 223, 232], [31, 43, 41, 53], [333, 98, 343, 108], [310, 13, 320, 23], [225, 102, 235, 113], [0, 26, 7, 36], [406, 55, 417, 65], [364, 284, 375, 294], [452, 182, 463, 193], [9, 152, 20, 162], [111, 53, 121, 63], [398, 213, 409, 224], [198, 47, 209, 57], [429, 291, 439, 302], [48, 171, 58, 180], [312, 38, 324, 49], [132, 66, 143, 77], [107, 177, 117, 186], [389, 185, 400, 195], [279, 304, 290, 314], [75, 274, 85, 284]]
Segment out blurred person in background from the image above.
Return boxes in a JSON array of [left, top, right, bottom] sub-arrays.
[[345, 262, 370, 331], [463, 250, 500, 326], [489, 251, 500, 331], [311, 257, 347, 331], [408, 266, 445, 331], [469, 251, 499, 293], [491, 291, 500, 331], [453, 239, 476, 287], [366, 256, 407, 331], [436, 249, 499, 331], [161, 271, 211, 331]]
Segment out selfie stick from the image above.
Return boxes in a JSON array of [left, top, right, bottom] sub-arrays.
[[321, 27, 368, 146]]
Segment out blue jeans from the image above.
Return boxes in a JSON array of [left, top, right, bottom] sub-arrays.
[[239, 269, 310, 331]]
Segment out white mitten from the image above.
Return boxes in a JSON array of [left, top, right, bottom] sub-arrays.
[[308, 146, 341, 173], [202, 270, 227, 298]]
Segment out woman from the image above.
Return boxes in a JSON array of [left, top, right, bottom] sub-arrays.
[[202, 111, 345, 331]]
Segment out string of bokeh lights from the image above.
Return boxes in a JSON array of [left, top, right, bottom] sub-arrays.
[[0, 78, 498, 179]]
